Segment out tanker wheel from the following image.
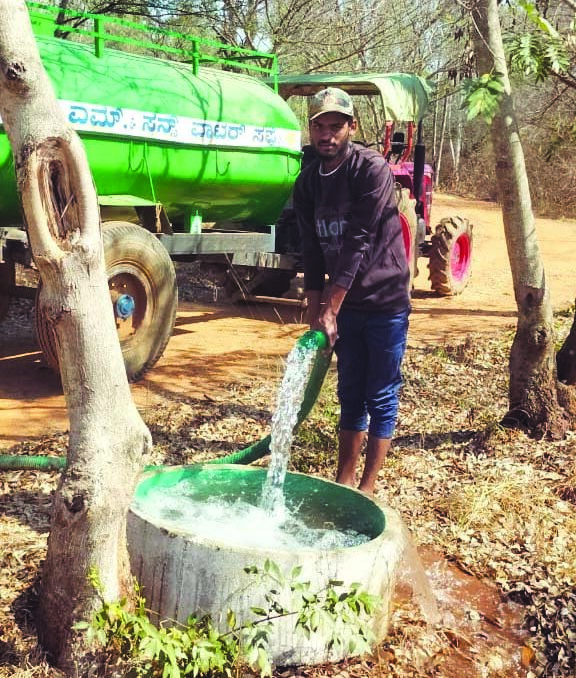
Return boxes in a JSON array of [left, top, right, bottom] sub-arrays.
[[0, 261, 15, 322], [428, 216, 473, 296], [35, 221, 178, 382]]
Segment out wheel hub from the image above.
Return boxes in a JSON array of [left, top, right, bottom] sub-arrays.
[[451, 235, 471, 282], [115, 293, 136, 320]]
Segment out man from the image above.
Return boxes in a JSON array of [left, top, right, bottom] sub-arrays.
[[293, 87, 411, 496]]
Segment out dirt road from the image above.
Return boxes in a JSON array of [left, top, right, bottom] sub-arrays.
[[1, 194, 575, 449]]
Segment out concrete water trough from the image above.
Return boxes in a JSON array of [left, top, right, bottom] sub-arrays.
[[127, 463, 405, 666]]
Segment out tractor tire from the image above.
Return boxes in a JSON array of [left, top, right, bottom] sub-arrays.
[[35, 221, 178, 383], [0, 261, 15, 322], [396, 186, 419, 292], [428, 216, 473, 296]]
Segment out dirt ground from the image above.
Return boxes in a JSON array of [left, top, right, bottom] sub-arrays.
[[1, 193, 576, 450]]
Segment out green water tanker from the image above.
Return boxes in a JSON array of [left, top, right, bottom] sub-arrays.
[[0, 2, 302, 380]]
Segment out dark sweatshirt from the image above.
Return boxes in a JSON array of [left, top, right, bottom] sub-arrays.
[[293, 142, 410, 313]]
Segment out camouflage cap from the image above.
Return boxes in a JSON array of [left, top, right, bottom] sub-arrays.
[[308, 87, 354, 121]]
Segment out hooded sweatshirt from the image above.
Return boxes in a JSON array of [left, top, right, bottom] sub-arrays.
[[293, 142, 411, 313]]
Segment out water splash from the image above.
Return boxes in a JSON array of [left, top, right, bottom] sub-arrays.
[[260, 341, 317, 517], [132, 485, 369, 550], [397, 520, 441, 624]]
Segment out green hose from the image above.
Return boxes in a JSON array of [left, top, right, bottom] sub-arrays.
[[0, 329, 331, 473]]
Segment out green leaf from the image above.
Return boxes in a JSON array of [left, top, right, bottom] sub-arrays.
[[250, 607, 268, 617], [257, 646, 272, 677], [461, 74, 505, 124], [291, 565, 303, 579], [516, 0, 559, 37]]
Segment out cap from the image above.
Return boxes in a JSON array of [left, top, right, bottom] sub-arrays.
[[308, 87, 354, 121]]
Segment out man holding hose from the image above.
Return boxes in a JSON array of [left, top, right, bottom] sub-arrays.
[[293, 87, 411, 496]]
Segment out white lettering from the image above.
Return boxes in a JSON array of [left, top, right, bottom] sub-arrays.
[[328, 220, 341, 237], [316, 219, 328, 238], [0, 100, 302, 152]]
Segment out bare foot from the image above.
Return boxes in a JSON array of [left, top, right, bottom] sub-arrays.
[[335, 474, 356, 487]]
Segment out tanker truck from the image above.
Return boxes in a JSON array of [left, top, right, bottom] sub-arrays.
[[1, 2, 303, 381], [0, 2, 473, 383]]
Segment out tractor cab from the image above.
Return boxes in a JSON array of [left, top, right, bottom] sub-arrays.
[[273, 72, 473, 297], [276, 72, 435, 242]]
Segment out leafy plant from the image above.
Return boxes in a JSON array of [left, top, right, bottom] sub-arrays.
[[505, 0, 569, 81], [75, 561, 380, 677], [461, 72, 505, 124], [506, 32, 569, 82], [246, 560, 378, 656]]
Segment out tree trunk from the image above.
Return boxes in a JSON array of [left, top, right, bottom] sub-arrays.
[[434, 94, 448, 188], [557, 304, 576, 384], [0, 2, 152, 672], [449, 99, 463, 183], [472, 0, 573, 438], [432, 73, 440, 162]]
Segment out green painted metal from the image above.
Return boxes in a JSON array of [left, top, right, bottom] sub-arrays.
[[26, 1, 279, 82], [0, 4, 301, 231]]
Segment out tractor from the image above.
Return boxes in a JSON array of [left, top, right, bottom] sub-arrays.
[[274, 73, 474, 297], [0, 5, 473, 384]]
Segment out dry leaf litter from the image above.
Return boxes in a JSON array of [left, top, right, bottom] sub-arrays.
[[2, 292, 576, 677]]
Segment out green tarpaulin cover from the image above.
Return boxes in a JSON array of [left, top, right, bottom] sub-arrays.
[[276, 72, 432, 122]]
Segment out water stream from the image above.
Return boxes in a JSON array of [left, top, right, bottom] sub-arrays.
[[260, 339, 317, 517], [131, 335, 444, 630], [131, 338, 370, 549], [397, 522, 442, 625]]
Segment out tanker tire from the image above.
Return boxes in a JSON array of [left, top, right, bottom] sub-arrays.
[[428, 216, 473, 296], [0, 261, 15, 322], [35, 222, 178, 383]]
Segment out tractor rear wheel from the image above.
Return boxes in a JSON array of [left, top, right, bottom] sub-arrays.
[[0, 261, 15, 322], [397, 187, 419, 292], [428, 216, 473, 296], [35, 221, 178, 382]]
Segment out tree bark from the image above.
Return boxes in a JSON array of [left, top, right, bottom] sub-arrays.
[[449, 99, 463, 183], [472, 0, 572, 438], [557, 304, 576, 385], [0, 2, 152, 671], [434, 94, 448, 188]]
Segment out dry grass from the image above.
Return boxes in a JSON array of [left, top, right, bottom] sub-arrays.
[[3, 311, 576, 676]]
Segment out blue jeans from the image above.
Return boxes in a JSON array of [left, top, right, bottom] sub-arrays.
[[334, 308, 409, 439]]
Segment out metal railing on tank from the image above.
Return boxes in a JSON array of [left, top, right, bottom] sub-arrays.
[[25, 0, 279, 90]]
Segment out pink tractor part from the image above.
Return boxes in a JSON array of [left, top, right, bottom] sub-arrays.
[[384, 120, 473, 296]]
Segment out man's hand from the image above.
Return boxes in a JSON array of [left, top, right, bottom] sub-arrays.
[[314, 307, 338, 347], [313, 284, 347, 348]]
